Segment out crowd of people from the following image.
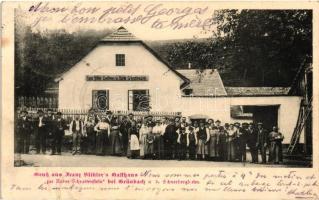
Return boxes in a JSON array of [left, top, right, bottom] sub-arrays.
[[16, 109, 285, 164]]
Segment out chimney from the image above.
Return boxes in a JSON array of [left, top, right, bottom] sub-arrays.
[[188, 63, 191, 69]]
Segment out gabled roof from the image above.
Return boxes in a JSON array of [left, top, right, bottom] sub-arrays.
[[56, 27, 190, 88], [225, 87, 290, 97], [100, 26, 140, 42], [177, 69, 227, 96]]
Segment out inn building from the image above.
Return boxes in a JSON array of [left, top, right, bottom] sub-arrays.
[[55, 27, 305, 144]]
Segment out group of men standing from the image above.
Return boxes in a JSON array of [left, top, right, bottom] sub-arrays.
[[16, 109, 284, 164], [16, 109, 67, 155]]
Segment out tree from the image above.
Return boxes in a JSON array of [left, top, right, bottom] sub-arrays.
[[14, 23, 112, 96], [213, 9, 312, 86]]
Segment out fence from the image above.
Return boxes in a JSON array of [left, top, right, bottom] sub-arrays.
[[16, 107, 182, 123], [17, 96, 58, 108]]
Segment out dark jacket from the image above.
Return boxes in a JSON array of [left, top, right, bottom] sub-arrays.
[[54, 118, 68, 133], [247, 128, 258, 146], [257, 128, 269, 146], [164, 124, 178, 144], [17, 116, 32, 133]]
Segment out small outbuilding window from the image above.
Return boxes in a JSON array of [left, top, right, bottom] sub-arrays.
[[116, 54, 125, 66]]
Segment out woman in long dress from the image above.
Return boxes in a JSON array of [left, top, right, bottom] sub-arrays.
[[208, 125, 219, 160], [94, 117, 110, 156], [226, 124, 237, 161], [139, 120, 148, 158], [109, 117, 122, 156], [128, 120, 140, 159], [84, 116, 96, 154]]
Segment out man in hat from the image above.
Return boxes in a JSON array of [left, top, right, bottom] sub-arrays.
[[46, 109, 55, 152], [16, 110, 32, 154], [128, 113, 134, 125], [215, 120, 221, 129], [197, 120, 210, 160], [164, 118, 178, 159], [106, 110, 113, 125], [237, 122, 248, 162], [256, 122, 269, 164], [51, 112, 67, 155], [69, 116, 84, 155], [247, 122, 258, 163], [180, 117, 187, 129], [143, 115, 155, 128], [35, 110, 49, 154], [174, 116, 181, 128]]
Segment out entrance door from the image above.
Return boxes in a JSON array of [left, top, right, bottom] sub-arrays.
[[92, 90, 109, 111], [252, 106, 279, 131]]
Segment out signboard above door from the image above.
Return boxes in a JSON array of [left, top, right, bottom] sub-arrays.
[[86, 75, 148, 81]]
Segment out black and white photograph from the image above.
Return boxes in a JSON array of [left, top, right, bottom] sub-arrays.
[[14, 7, 313, 168]]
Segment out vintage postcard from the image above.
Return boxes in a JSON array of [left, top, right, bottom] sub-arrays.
[[1, 1, 318, 200]]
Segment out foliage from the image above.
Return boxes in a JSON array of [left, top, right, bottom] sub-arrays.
[[214, 9, 312, 86], [14, 23, 111, 96], [167, 10, 312, 86]]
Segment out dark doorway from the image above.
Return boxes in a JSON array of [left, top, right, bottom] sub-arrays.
[[243, 105, 279, 131], [244, 105, 279, 130]]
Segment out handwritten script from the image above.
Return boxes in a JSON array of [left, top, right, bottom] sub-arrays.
[[9, 170, 318, 199], [26, 2, 215, 31]]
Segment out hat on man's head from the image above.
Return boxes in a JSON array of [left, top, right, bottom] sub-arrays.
[[257, 122, 263, 125], [20, 110, 27, 114], [234, 122, 240, 127], [106, 110, 113, 114], [57, 112, 62, 116], [242, 122, 249, 126], [216, 120, 221, 123], [128, 112, 134, 116], [37, 110, 44, 114], [249, 122, 254, 126]]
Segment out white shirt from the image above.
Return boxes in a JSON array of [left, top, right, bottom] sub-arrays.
[[38, 116, 43, 127], [75, 120, 80, 131], [152, 125, 162, 135], [160, 124, 167, 135], [94, 122, 110, 136]]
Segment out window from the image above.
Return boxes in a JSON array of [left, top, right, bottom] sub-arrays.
[[128, 90, 150, 111], [116, 54, 125, 66], [92, 90, 109, 110]]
